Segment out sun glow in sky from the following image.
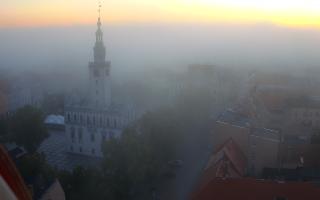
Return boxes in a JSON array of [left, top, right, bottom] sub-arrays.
[[1, 0, 320, 27]]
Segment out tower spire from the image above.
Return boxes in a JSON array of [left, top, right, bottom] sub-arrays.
[[97, 1, 102, 28], [93, 1, 105, 63]]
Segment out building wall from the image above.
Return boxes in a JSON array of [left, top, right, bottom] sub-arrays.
[[249, 135, 280, 176], [213, 122, 250, 156], [65, 109, 126, 157], [290, 108, 320, 128], [213, 122, 280, 176], [8, 88, 43, 112], [89, 62, 111, 108]]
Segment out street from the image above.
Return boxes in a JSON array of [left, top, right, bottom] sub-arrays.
[[157, 124, 213, 200]]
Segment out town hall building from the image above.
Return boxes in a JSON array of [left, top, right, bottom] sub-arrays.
[[64, 16, 135, 157]]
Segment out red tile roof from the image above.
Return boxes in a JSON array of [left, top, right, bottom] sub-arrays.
[[206, 138, 247, 176], [0, 145, 32, 200], [195, 138, 247, 191], [192, 178, 320, 200]]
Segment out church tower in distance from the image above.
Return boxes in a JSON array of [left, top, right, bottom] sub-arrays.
[[88, 16, 111, 108]]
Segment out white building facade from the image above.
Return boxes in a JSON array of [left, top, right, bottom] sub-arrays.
[[65, 17, 135, 157]]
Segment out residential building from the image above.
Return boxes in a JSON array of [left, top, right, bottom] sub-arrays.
[[213, 109, 281, 176], [196, 138, 247, 191]]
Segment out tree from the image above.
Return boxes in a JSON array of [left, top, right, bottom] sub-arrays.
[[101, 107, 184, 198], [59, 167, 113, 200], [17, 153, 55, 182], [9, 106, 48, 153], [16, 153, 56, 198]]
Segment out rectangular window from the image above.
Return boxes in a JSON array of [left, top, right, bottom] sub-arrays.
[[91, 134, 95, 142]]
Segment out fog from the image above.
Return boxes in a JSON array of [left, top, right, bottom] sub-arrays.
[[2, 21, 320, 200], [1, 23, 320, 76]]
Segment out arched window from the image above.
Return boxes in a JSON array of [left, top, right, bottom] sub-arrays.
[[67, 113, 71, 122], [74, 114, 77, 122]]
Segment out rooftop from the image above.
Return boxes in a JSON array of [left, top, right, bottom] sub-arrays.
[[252, 128, 280, 141], [44, 115, 65, 125], [216, 109, 251, 128], [38, 131, 102, 171], [197, 138, 247, 191], [192, 178, 320, 200]]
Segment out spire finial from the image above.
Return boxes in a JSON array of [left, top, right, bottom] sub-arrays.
[[98, 1, 101, 18], [97, 1, 102, 26]]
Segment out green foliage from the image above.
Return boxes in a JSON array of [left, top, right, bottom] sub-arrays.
[[57, 107, 188, 200], [9, 106, 48, 153], [100, 107, 183, 198], [59, 167, 113, 200], [16, 152, 56, 198], [17, 153, 55, 182]]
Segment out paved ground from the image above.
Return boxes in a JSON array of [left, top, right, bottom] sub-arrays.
[[38, 130, 102, 171]]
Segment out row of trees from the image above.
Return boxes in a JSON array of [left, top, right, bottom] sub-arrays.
[[60, 107, 184, 199], [59, 87, 216, 199], [0, 86, 215, 200], [0, 105, 187, 199]]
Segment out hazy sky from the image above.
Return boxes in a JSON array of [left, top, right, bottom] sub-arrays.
[[1, 1, 320, 75], [1, 0, 320, 27]]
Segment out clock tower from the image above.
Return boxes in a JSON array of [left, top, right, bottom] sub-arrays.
[[88, 16, 111, 108]]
